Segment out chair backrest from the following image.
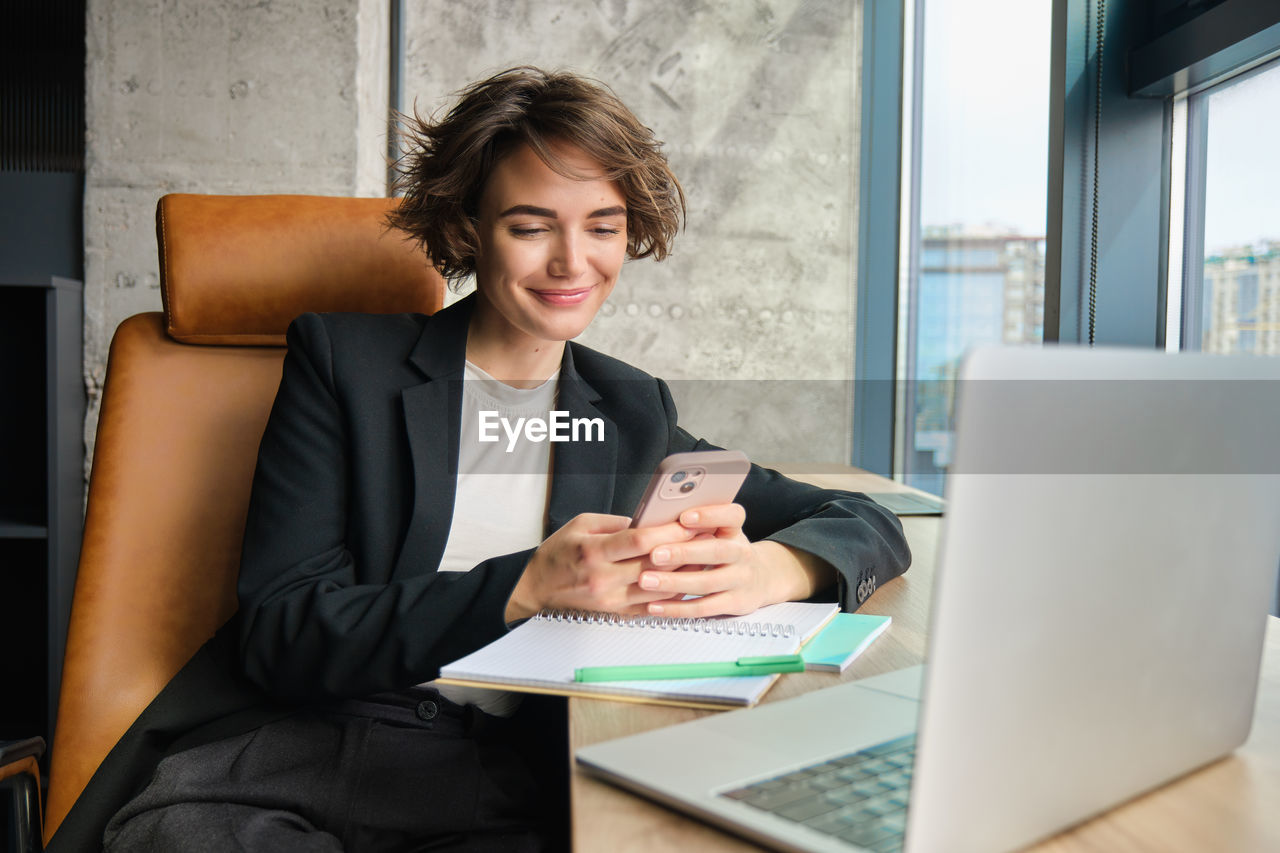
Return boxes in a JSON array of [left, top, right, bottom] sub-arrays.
[[44, 194, 445, 842]]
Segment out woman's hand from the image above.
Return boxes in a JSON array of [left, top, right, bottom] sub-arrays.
[[633, 503, 837, 618], [505, 513, 698, 622]]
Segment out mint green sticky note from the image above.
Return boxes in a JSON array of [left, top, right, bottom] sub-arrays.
[[801, 613, 892, 672]]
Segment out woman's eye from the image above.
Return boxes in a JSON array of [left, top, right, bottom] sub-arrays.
[[591, 227, 622, 237], [509, 226, 547, 237]]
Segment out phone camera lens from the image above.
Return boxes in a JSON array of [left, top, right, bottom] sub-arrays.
[[671, 470, 687, 483], [679, 481, 696, 493]]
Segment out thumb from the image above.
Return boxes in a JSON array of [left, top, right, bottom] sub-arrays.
[[568, 512, 633, 534]]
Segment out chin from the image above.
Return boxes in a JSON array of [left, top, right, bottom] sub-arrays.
[[528, 314, 596, 342], [523, 295, 609, 339]]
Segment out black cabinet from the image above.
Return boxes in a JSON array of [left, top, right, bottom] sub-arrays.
[[1, 276, 84, 751]]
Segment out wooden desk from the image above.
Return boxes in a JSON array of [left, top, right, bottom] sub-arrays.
[[569, 468, 1280, 852]]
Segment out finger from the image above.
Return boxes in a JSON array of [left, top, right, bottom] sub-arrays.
[[596, 521, 696, 563], [558, 561, 673, 613], [582, 584, 683, 616], [678, 503, 746, 531], [638, 564, 741, 597], [612, 598, 663, 617], [623, 583, 685, 606], [569, 543, 675, 595], [568, 513, 634, 534], [648, 536, 749, 569], [646, 591, 753, 619]]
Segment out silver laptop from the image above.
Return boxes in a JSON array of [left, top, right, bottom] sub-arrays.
[[576, 345, 1280, 853]]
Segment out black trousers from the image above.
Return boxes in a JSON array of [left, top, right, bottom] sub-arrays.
[[102, 688, 567, 852]]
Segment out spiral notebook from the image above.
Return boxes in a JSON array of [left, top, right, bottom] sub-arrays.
[[437, 601, 839, 709]]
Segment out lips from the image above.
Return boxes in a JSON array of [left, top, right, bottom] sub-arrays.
[[530, 286, 594, 306]]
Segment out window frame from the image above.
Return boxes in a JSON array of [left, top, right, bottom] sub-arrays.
[[851, 0, 915, 477], [1168, 55, 1280, 353]]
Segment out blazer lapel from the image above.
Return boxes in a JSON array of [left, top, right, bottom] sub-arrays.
[[393, 296, 619, 571], [547, 344, 617, 533], [393, 297, 471, 578]]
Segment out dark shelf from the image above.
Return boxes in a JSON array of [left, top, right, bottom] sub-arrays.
[[0, 276, 84, 759], [0, 521, 49, 540]]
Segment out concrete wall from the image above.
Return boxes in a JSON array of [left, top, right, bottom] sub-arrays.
[[403, 0, 862, 463], [83, 0, 862, 465], [83, 0, 388, 458]]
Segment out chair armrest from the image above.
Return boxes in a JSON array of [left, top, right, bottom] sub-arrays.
[[0, 739, 44, 772], [1, 737, 45, 853]]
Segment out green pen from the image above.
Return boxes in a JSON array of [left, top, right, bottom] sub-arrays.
[[574, 654, 806, 683]]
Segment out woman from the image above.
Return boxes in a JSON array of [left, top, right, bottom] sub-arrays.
[[101, 67, 910, 852]]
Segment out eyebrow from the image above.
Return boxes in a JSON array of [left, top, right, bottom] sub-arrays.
[[498, 204, 626, 219]]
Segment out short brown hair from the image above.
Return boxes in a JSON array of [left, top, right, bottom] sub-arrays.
[[387, 66, 686, 285]]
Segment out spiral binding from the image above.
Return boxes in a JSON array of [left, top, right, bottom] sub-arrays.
[[533, 609, 796, 639]]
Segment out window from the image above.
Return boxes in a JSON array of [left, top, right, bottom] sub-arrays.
[[1170, 58, 1280, 354], [897, 0, 1053, 495]]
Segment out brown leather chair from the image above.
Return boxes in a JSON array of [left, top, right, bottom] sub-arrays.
[[1, 194, 444, 848]]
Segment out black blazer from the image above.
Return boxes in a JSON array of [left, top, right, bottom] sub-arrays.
[[50, 295, 911, 850]]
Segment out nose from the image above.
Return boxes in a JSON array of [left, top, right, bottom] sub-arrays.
[[549, 232, 587, 280]]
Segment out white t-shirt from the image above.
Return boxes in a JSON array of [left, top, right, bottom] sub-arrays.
[[430, 360, 557, 716]]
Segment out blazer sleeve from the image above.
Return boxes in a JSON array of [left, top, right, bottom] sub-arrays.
[[657, 379, 911, 611], [235, 314, 528, 702]]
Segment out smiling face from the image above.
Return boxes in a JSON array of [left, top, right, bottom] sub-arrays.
[[468, 142, 628, 374]]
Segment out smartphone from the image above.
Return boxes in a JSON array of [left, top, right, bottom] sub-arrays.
[[629, 450, 750, 528]]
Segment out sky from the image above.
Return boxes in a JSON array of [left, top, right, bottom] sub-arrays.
[[1202, 63, 1280, 253], [918, 0, 1278, 252], [920, 0, 1053, 237]]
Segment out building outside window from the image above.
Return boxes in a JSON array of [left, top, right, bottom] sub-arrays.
[[899, 0, 1052, 495], [1172, 58, 1280, 356]]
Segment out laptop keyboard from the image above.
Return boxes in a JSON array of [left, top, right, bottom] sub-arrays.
[[720, 734, 915, 852]]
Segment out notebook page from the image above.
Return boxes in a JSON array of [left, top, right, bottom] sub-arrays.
[[439, 601, 837, 704]]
